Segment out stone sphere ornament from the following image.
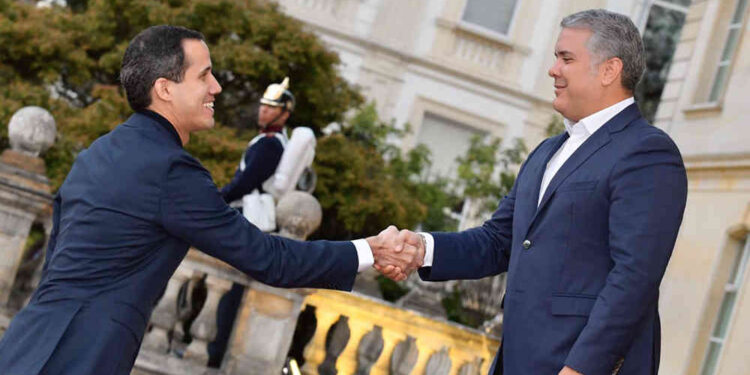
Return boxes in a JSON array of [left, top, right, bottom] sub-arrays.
[[8, 106, 57, 157], [276, 191, 323, 240]]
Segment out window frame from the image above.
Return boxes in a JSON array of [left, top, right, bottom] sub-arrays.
[[698, 233, 750, 375], [458, 0, 522, 40], [705, 0, 748, 104]]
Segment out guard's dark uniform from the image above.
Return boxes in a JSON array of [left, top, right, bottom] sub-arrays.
[[220, 134, 284, 204]]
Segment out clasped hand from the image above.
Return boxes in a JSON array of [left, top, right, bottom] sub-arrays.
[[366, 226, 425, 281]]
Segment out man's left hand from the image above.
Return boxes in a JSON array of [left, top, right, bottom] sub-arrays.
[[558, 366, 583, 375]]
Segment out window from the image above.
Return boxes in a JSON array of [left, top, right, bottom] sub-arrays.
[[707, 0, 748, 102], [417, 113, 484, 179], [700, 234, 750, 375], [635, 1, 689, 122], [461, 0, 519, 36]]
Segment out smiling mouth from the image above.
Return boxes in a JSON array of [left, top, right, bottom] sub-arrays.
[[203, 102, 214, 111]]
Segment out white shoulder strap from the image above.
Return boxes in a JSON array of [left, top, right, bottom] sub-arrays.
[[262, 127, 316, 199]]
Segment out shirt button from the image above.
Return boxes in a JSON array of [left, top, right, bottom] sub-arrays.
[[522, 240, 531, 249]]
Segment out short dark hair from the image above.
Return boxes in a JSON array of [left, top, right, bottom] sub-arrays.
[[561, 9, 645, 92], [120, 25, 205, 111]]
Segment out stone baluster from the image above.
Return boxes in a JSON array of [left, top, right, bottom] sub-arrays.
[[355, 325, 384, 375], [318, 315, 351, 375], [425, 346, 452, 375], [223, 191, 323, 375], [184, 274, 232, 365], [287, 304, 318, 367], [458, 356, 484, 375], [390, 335, 419, 375], [142, 265, 193, 353], [0, 107, 55, 308]]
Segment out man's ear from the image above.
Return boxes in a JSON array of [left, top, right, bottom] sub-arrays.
[[152, 77, 172, 103], [601, 57, 624, 87]]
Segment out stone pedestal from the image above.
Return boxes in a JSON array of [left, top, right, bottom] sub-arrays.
[[223, 282, 310, 375], [222, 191, 323, 374], [0, 107, 56, 307]]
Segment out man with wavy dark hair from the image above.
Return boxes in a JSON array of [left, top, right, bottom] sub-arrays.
[[0, 25, 420, 375]]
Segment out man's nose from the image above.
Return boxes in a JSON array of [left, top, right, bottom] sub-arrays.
[[210, 75, 222, 94], [548, 62, 558, 78]]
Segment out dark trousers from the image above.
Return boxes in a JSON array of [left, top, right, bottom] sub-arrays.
[[207, 283, 245, 367]]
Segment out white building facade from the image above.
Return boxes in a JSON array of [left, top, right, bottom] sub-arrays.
[[276, 0, 655, 178], [276, 1, 750, 374], [655, 0, 750, 374]]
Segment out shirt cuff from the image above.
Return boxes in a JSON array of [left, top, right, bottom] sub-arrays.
[[351, 239, 374, 272], [419, 232, 435, 267]]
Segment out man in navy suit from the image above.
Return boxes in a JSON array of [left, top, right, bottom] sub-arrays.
[[376, 9, 687, 375], [0, 25, 418, 375]]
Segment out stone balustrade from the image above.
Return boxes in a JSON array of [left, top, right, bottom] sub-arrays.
[[0, 106, 56, 321], [296, 289, 499, 375], [133, 191, 324, 375]]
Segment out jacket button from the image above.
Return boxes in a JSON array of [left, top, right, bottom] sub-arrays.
[[522, 240, 531, 249]]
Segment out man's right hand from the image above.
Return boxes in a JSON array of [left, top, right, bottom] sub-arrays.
[[366, 225, 425, 281]]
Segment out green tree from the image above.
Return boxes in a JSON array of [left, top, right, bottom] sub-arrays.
[[0, 0, 361, 189], [312, 104, 431, 240], [453, 135, 527, 217]]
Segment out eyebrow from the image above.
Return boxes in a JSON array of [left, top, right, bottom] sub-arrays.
[[198, 66, 213, 76], [554, 50, 575, 58]]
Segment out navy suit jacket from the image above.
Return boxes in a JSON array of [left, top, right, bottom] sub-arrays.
[[0, 111, 358, 375], [420, 104, 687, 375]]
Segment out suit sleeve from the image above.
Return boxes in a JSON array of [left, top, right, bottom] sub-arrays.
[[160, 153, 358, 290], [220, 136, 283, 203], [418, 140, 545, 281], [564, 132, 688, 375]]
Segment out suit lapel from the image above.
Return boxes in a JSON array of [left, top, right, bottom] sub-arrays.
[[534, 129, 611, 212], [526, 103, 642, 229], [516, 133, 568, 234], [529, 134, 568, 209]]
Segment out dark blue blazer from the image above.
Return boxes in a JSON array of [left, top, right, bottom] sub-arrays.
[[0, 111, 358, 375], [420, 104, 687, 375]]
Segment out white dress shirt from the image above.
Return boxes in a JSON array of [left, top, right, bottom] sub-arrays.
[[538, 97, 635, 206], [353, 97, 635, 271]]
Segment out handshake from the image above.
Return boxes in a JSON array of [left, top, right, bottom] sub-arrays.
[[365, 226, 426, 281]]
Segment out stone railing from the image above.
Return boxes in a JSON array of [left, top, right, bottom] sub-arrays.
[[130, 190, 501, 375], [0, 106, 56, 328], [133, 191, 325, 375], [295, 289, 499, 375], [431, 17, 529, 88]]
